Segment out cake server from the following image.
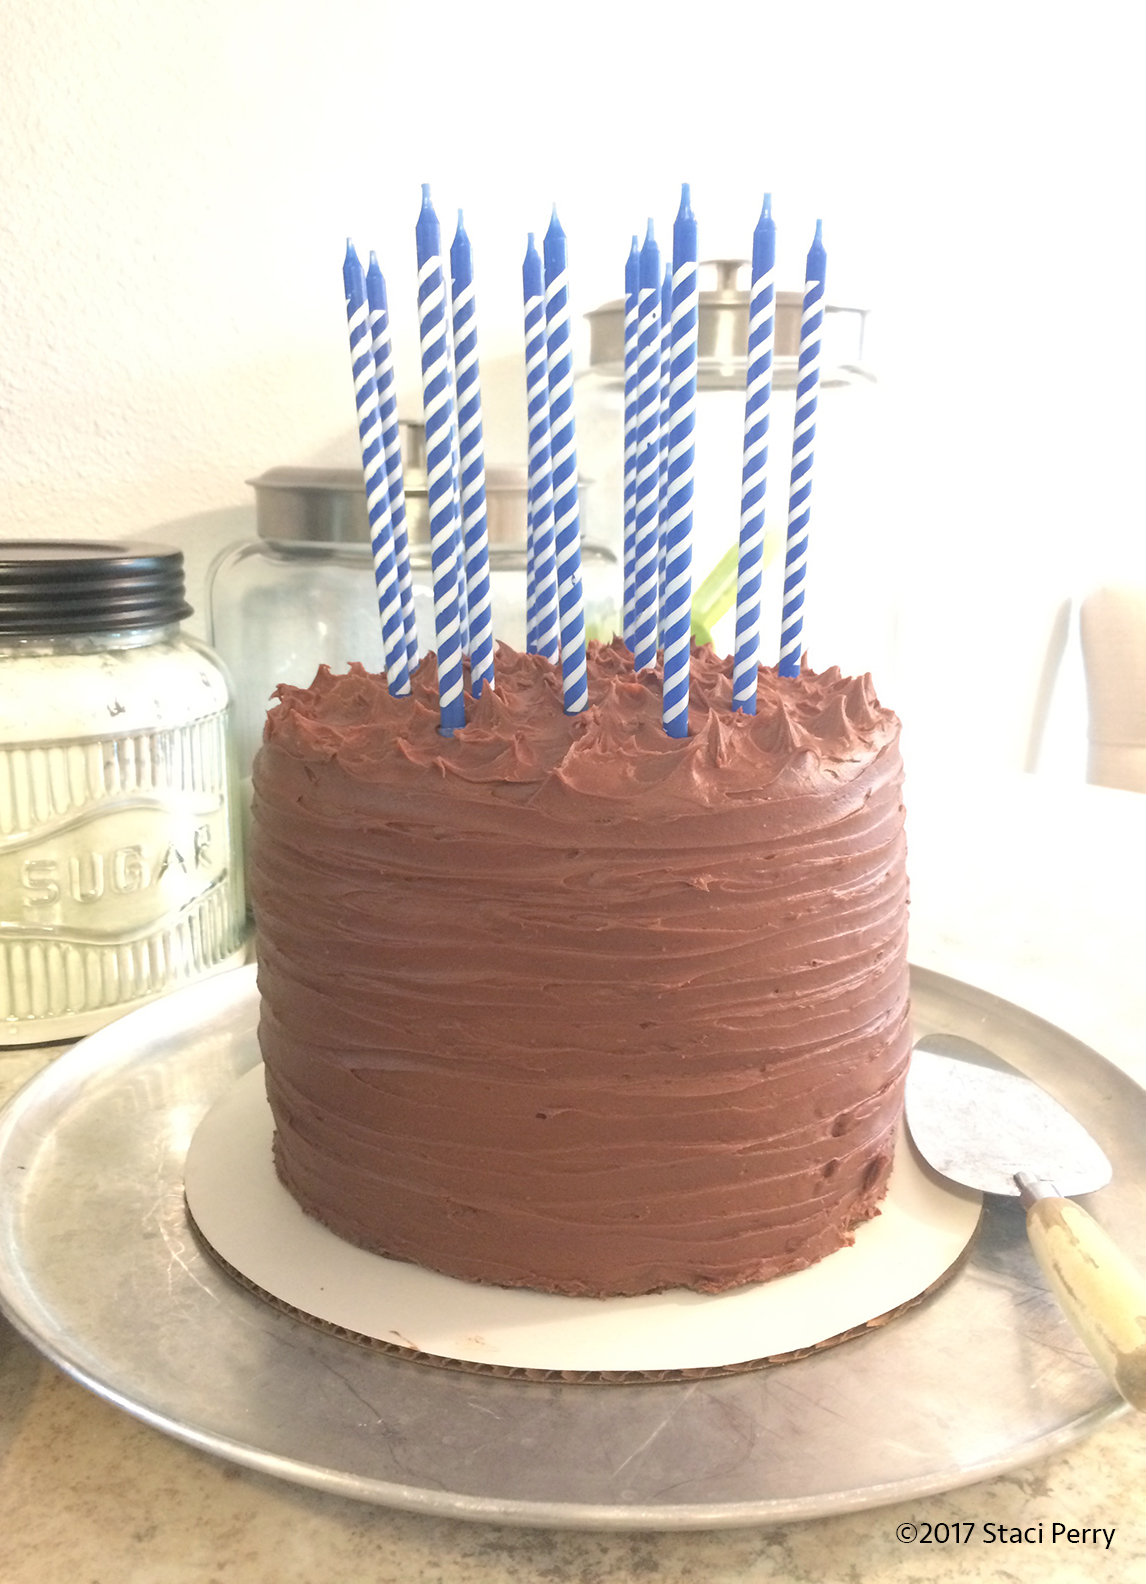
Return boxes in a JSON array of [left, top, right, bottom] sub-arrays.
[[907, 1032, 1146, 1410]]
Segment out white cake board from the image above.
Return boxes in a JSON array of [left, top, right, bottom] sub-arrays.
[[184, 1066, 981, 1377]]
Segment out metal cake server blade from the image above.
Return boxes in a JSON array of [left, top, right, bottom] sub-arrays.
[[907, 1034, 1112, 1198], [907, 1033, 1146, 1411]]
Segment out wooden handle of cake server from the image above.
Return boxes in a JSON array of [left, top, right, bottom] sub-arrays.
[[1025, 1193, 1146, 1411]]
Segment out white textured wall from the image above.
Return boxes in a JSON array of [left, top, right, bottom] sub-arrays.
[[2, 0, 1144, 773]]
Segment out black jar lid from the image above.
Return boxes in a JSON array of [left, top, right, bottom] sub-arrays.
[[0, 542, 193, 635]]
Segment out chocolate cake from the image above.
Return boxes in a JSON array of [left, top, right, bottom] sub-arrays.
[[249, 640, 910, 1298]]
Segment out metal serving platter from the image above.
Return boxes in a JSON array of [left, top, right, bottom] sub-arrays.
[[0, 964, 1141, 1530]]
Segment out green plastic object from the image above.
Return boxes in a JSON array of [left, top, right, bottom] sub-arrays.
[[689, 528, 783, 647]]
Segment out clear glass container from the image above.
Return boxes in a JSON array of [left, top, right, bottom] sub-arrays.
[[576, 261, 883, 670], [209, 458, 620, 825], [209, 534, 389, 794], [0, 543, 247, 1045]]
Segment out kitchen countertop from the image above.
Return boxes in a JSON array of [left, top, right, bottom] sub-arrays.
[[2, 770, 1145, 1584]]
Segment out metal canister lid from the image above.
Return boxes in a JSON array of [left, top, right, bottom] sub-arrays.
[[0, 542, 192, 634], [584, 260, 874, 390], [478, 465, 527, 548], [249, 449, 532, 551], [248, 422, 428, 545], [247, 467, 372, 544], [403, 464, 579, 549]]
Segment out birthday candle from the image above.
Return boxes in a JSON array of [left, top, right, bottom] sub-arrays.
[[365, 253, 418, 671], [621, 237, 639, 648], [450, 212, 494, 697], [656, 259, 672, 644], [543, 207, 589, 713], [525, 496, 538, 652], [661, 184, 698, 737], [524, 371, 537, 656], [342, 241, 410, 697], [414, 187, 466, 732], [778, 220, 826, 678], [731, 196, 776, 713], [443, 274, 468, 658], [631, 220, 662, 673], [523, 233, 559, 662]]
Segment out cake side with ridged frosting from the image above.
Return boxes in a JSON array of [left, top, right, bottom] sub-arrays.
[[250, 639, 910, 1297]]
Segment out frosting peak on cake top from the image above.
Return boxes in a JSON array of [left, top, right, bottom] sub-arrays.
[[262, 639, 898, 819]]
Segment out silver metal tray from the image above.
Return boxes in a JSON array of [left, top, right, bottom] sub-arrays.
[[0, 964, 1141, 1531]]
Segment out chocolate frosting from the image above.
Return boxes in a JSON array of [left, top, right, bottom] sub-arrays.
[[250, 641, 911, 1297]]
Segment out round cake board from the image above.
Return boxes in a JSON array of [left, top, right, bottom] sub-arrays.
[[184, 1066, 982, 1380]]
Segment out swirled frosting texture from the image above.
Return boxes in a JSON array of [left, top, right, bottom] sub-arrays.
[[251, 641, 910, 1297]]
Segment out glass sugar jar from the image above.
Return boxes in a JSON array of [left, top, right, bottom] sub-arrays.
[[0, 542, 247, 1046]]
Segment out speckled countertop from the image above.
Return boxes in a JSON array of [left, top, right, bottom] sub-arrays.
[[2, 771, 1146, 1584]]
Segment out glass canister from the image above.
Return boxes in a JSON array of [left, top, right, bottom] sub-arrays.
[[0, 542, 247, 1046], [208, 442, 619, 808], [207, 468, 389, 814], [577, 261, 880, 669], [403, 455, 620, 656]]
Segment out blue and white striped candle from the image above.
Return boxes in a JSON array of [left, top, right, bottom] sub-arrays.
[[621, 236, 639, 649], [656, 259, 672, 643], [661, 185, 699, 737], [524, 262, 536, 655], [631, 220, 662, 673], [778, 220, 826, 678], [731, 196, 776, 713], [525, 494, 538, 653], [524, 403, 537, 655], [365, 252, 418, 671], [343, 240, 409, 697], [543, 207, 589, 713], [443, 266, 468, 658], [414, 187, 466, 732], [523, 233, 559, 662], [450, 212, 494, 698]]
